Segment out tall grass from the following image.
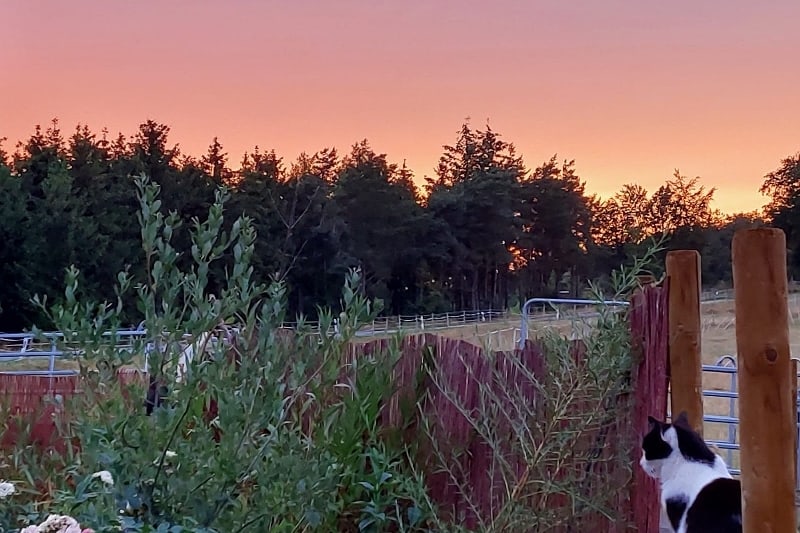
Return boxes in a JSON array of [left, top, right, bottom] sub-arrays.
[[421, 246, 662, 531]]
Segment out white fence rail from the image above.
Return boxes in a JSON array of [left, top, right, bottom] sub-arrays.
[[0, 309, 515, 376], [0, 329, 148, 376], [286, 309, 510, 337]]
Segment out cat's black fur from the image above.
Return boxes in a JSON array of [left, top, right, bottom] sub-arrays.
[[642, 413, 717, 465], [684, 478, 742, 533], [640, 412, 742, 533]]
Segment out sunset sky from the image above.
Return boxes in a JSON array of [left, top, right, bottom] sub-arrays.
[[2, 1, 798, 214]]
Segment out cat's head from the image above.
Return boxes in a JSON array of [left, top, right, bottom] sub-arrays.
[[639, 411, 716, 479]]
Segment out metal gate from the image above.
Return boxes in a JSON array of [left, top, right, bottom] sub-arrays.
[[517, 297, 630, 349], [698, 355, 800, 488]]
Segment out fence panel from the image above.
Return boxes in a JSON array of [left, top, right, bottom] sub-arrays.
[[0, 310, 513, 377], [699, 356, 800, 489]]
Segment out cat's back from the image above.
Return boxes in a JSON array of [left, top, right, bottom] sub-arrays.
[[661, 458, 728, 502], [684, 477, 742, 533]]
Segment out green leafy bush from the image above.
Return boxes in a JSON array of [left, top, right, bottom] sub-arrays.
[[0, 173, 659, 533], [1, 175, 439, 533]]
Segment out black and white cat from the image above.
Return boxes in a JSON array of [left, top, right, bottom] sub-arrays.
[[640, 411, 742, 533]]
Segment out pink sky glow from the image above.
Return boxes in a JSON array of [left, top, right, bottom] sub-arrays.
[[2, 0, 799, 213]]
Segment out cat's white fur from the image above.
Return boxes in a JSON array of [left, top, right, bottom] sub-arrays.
[[640, 425, 734, 533]]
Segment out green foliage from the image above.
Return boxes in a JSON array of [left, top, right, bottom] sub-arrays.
[[514, 157, 595, 298], [425, 124, 524, 311], [761, 152, 800, 276], [332, 140, 429, 314], [2, 175, 438, 532], [0, 118, 774, 331], [0, 136, 742, 530]]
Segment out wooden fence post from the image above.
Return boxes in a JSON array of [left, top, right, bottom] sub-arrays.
[[793, 358, 798, 487], [666, 250, 704, 435], [732, 227, 796, 532], [637, 274, 656, 286]]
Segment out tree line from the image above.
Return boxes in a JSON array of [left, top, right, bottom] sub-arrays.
[[1, 118, 793, 331]]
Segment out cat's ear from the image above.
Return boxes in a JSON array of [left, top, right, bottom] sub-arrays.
[[647, 415, 660, 427], [673, 411, 690, 427]]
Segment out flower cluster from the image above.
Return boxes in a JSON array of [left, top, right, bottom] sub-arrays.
[[0, 481, 15, 499], [0, 472, 114, 532], [19, 514, 93, 533], [90, 470, 114, 487]]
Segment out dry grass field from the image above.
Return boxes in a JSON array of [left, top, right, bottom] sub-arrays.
[[700, 295, 800, 471]]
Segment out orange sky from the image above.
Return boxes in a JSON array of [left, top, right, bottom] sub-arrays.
[[2, 1, 799, 214]]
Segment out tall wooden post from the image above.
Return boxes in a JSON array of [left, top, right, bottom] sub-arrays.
[[732, 228, 796, 532], [666, 250, 704, 435], [793, 358, 798, 487]]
